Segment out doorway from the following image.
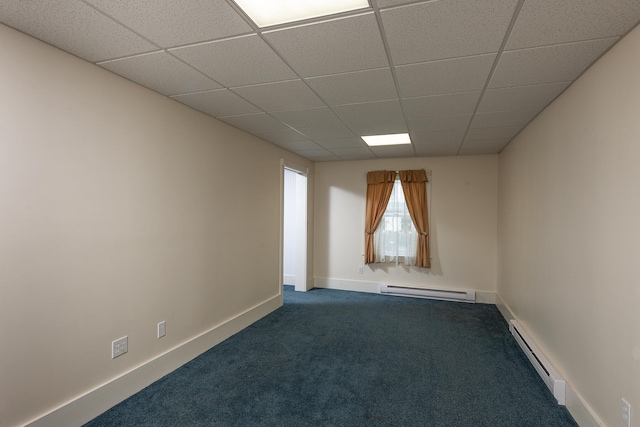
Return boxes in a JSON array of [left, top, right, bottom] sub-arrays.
[[282, 161, 308, 292]]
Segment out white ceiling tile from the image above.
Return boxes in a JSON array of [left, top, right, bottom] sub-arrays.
[[98, 51, 221, 96], [263, 13, 389, 77], [466, 126, 523, 140], [382, 0, 518, 65], [414, 142, 459, 157], [217, 113, 289, 132], [292, 149, 341, 162], [170, 35, 297, 87], [331, 100, 407, 135], [170, 89, 261, 117], [375, 0, 415, 8], [329, 147, 377, 160], [459, 138, 512, 155], [272, 107, 343, 129], [490, 38, 617, 88], [409, 129, 465, 147], [297, 124, 358, 140], [368, 144, 416, 158], [231, 80, 325, 112], [396, 54, 496, 97], [471, 110, 540, 129], [347, 120, 409, 136], [84, 0, 252, 47], [305, 68, 398, 105], [251, 129, 309, 143], [332, 100, 404, 124], [403, 92, 481, 118], [313, 138, 367, 149], [0, 0, 157, 62], [479, 82, 571, 112], [266, 139, 323, 151], [409, 115, 472, 133], [507, 0, 640, 50]]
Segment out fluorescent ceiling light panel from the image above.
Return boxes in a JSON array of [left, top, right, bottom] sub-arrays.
[[234, 0, 370, 27], [362, 133, 411, 146]]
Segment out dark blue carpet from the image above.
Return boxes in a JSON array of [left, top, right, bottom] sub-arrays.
[[85, 287, 577, 426]]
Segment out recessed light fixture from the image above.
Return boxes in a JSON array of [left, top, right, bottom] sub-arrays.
[[234, 0, 370, 28], [362, 133, 412, 147]]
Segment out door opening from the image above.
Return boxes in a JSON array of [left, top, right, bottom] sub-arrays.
[[282, 162, 308, 292]]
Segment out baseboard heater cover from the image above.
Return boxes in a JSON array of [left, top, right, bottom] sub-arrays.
[[379, 284, 475, 303], [509, 319, 566, 405]]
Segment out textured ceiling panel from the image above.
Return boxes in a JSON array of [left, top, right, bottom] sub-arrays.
[[98, 51, 221, 96], [382, 0, 518, 65], [2, 0, 639, 161], [84, 0, 252, 47], [170, 35, 297, 87], [263, 13, 389, 77]]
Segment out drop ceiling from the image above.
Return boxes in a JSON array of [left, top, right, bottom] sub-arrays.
[[1, 0, 639, 161]]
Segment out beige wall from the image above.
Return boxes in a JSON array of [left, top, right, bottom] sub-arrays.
[[498, 25, 640, 426], [314, 156, 498, 296], [0, 24, 314, 427]]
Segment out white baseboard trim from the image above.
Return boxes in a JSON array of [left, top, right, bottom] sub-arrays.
[[495, 293, 602, 427], [314, 278, 495, 304], [24, 294, 282, 427]]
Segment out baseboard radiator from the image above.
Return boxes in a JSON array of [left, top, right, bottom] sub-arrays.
[[379, 284, 475, 303], [509, 320, 566, 405]]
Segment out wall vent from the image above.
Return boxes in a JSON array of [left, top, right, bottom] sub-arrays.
[[379, 284, 475, 303], [509, 319, 566, 405]]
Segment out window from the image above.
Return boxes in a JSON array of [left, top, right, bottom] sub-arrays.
[[374, 176, 417, 264], [364, 169, 430, 268]]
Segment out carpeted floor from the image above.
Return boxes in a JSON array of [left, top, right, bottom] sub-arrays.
[[85, 287, 577, 426]]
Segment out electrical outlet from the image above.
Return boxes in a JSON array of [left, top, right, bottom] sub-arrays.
[[157, 321, 166, 338], [111, 336, 128, 359], [358, 266, 364, 274], [622, 398, 631, 427]]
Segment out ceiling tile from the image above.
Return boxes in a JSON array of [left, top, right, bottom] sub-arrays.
[[507, 0, 640, 50], [313, 138, 367, 149], [291, 149, 341, 162], [471, 109, 540, 129], [410, 129, 465, 147], [84, 0, 252, 47], [170, 89, 261, 117], [382, 0, 518, 65], [414, 142, 460, 157], [408, 115, 472, 133], [251, 129, 308, 143], [332, 100, 404, 124], [272, 107, 343, 129], [266, 139, 323, 152], [368, 144, 416, 158], [263, 13, 389, 77], [305, 68, 398, 106], [98, 51, 221, 96], [329, 147, 377, 160], [0, 0, 157, 62], [375, 0, 415, 8], [231, 80, 325, 112], [297, 124, 358, 140], [479, 82, 571, 112], [170, 35, 297, 87], [396, 54, 496, 97], [217, 113, 289, 132], [466, 126, 523, 140], [490, 38, 617, 88], [459, 138, 512, 155], [403, 92, 481, 118], [332, 100, 407, 135]]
